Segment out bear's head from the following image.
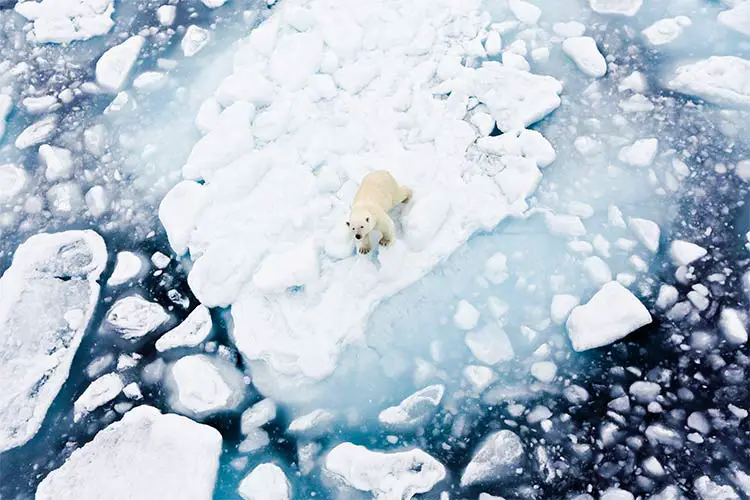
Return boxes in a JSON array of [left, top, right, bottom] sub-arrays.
[[346, 206, 375, 241]]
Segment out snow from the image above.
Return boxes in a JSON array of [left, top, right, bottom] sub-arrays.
[[465, 322, 515, 365], [238, 463, 291, 500], [719, 308, 748, 344], [378, 385, 444, 430], [0, 164, 28, 203], [252, 238, 320, 293], [324, 443, 445, 499], [39, 144, 74, 181], [508, 0, 542, 25], [628, 217, 660, 253], [0, 231, 106, 453], [667, 57, 750, 108], [166, 354, 246, 419], [460, 430, 524, 487], [182, 25, 211, 57], [642, 17, 691, 46], [15, 115, 57, 149], [669, 240, 707, 266], [718, 3, 750, 36], [107, 252, 143, 286], [158, 181, 207, 256], [36, 405, 222, 500], [618, 138, 659, 167], [73, 373, 124, 421], [589, 0, 643, 16], [566, 281, 652, 352], [530, 361, 557, 382], [155, 305, 213, 352], [15, 0, 114, 44], [562, 37, 607, 78], [454, 300, 481, 330], [95, 35, 145, 93], [104, 295, 169, 340]]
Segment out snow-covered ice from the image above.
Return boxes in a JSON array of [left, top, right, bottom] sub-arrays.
[[0, 164, 28, 203], [628, 217, 660, 253], [155, 305, 213, 352], [238, 463, 291, 500], [454, 300, 480, 330], [566, 281, 652, 352], [35, 405, 222, 500], [589, 0, 643, 16], [719, 308, 748, 345], [107, 251, 143, 286], [465, 322, 515, 365], [669, 240, 707, 266], [15, 115, 57, 149], [73, 372, 124, 421], [15, 0, 115, 44], [378, 385, 444, 430], [460, 429, 524, 487], [718, 3, 750, 37], [104, 295, 169, 340], [287, 409, 335, 438], [240, 398, 277, 434], [562, 37, 607, 78], [668, 57, 750, 108], [642, 17, 691, 46], [0, 231, 106, 453], [182, 25, 211, 57], [95, 35, 145, 93], [324, 443, 445, 499], [618, 138, 659, 167], [39, 145, 74, 182]]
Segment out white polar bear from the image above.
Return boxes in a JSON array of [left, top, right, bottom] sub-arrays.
[[346, 170, 412, 255]]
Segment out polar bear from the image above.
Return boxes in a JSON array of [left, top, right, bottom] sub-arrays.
[[347, 170, 413, 255]]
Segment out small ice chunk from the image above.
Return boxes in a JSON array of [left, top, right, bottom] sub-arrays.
[[460, 430, 524, 487], [238, 428, 270, 453], [553, 21, 586, 37], [618, 139, 659, 167], [132, 71, 167, 91], [151, 252, 170, 269], [39, 145, 73, 181], [73, 373, 123, 421], [156, 5, 176, 26], [15, 115, 57, 149], [465, 322, 515, 365], [564, 385, 590, 405], [551, 294, 579, 324], [378, 385, 444, 430], [718, 3, 750, 36], [687, 411, 711, 434], [324, 443, 445, 498], [201, 0, 226, 8], [166, 354, 246, 419], [95, 35, 144, 93], [629, 381, 660, 403], [0, 164, 28, 203], [642, 457, 666, 477], [104, 295, 169, 340], [669, 240, 707, 266], [589, 0, 643, 16], [47, 182, 83, 215], [85, 186, 108, 217], [527, 405, 552, 424], [15, 0, 115, 43], [107, 252, 143, 286], [530, 361, 557, 383], [464, 366, 496, 393], [23, 95, 58, 114], [655, 285, 679, 310], [694, 476, 739, 500], [485, 31, 502, 56], [562, 37, 607, 78], [645, 423, 683, 448], [182, 25, 210, 57], [238, 463, 291, 500], [628, 218, 660, 253], [454, 300, 480, 330], [155, 305, 213, 352], [122, 382, 142, 400], [583, 256, 612, 285], [484, 252, 509, 284], [545, 213, 586, 237], [642, 17, 691, 46], [288, 409, 335, 437], [667, 56, 750, 108], [241, 398, 277, 434], [508, 0, 542, 24], [566, 282, 652, 352], [601, 489, 634, 500], [719, 308, 748, 344]]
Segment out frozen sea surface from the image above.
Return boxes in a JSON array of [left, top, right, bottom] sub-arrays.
[[1, 0, 750, 499]]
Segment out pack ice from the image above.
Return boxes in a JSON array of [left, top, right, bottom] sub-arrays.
[[15, 0, 115, 44], [0, 231, 106, 453], [160, 0, 562, 402], [35, 405, 222, 500]]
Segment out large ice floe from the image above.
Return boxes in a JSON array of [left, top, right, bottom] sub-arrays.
[[14, 0, 115, 44], [0, 231, 106, 453], [160, 0, 562, 402], [667, 56, 750, 108], [35, 405, 222, 500]]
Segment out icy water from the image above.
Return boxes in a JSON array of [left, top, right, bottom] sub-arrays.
[[2, 0, 750, 498]]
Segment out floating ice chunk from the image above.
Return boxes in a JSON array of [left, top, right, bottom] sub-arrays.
[[656, 285, 679, 310], [85, 186, 108, 217], [123, 382, 142, 400], [461, 430, 524, 487], [36, 405, 222, 500], [551, 295, 579, 324], [546, 213, 586, 237], [201, 0, 226, 8], [95, 36, 144, 93], [0, 164, 27, 203], [618, 138, 659, 167], [15, 115, 57, 149], [564, 385, 590, 405], [669, 240, 707, 266], [324, 443, 445, 499], [39, 144, 73, 181], [562, 37, 607, 78], [155, 305, 213, 352], [583, 256, 612, 285], [508, 0, 541, 24], [485, 31, 502, 56], [156, 5, 176, 26], [718, 3, 750, 36], [566, 281, 652, 352], [47, 182, 84, 215], [133, 71, 167, 91], [484, 252, 509, 284], [379, 385, 444, 430], [531, 361, 557, 383], [241, 398, 277, 434], [694, 476, 739, 500], [0, 95, 11, 140], [73, 373, 123, 421], [466, 322, 515, 365], [287, 409, 334, 438], [239, 428, 270, 453], [182, 25, 210, 57], [105, 295, 169, 340], [15, 0, 114, 43], [629, 381, 660, 403], [0, 231, 106, 452], [650, 485, 683, 500], [628, 217, 660, 252], [668, 56, 750, 108], [601, 489, 635, 500], [454, 300, 480, 330], [464, 366, 496, 393], [107, 252, 143, 286], [645, 423, 683, 448], [159, 181, 206, 255], [23, 95, 58, 114], [687, 411, 711, 434], [642, 17, 691, 46], [166, 354, 246, 419], [589, 0, 642, 16], [642, 457, 666, 477], [253, 239, 320, 293], [238, 463, 291, 500], [719, 308, 748, 344], [553, 21, 586, 37]]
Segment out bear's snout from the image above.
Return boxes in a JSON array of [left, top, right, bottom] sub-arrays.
[[355, 234, 362, 240]]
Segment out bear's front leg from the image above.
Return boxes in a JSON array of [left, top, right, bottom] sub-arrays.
[[358, 239, 372, 255], [378, 216, 395, 247]]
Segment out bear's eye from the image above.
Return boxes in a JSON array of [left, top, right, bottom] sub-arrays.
[[365, 217, 370, 222], [360, 225, 364, 229]]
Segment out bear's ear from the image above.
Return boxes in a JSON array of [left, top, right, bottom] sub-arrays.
[[345, 221, 350, 227]]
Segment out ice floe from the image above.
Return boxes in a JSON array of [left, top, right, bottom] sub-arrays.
[[95, 35, 145, 93], [155, 305, 213, 352], [161, 0, 563, 402], [240, 398, 277, 434], [73, 372, 124, 422], [238, 463, 291, 500], [0, 231, 106, 453], [324, 443, 445, 499], [667, 57, 750, 108], [104, 294, 169, 340], [566, 281, 652, 352], [39, 144, 74, 181], [378, 385, 444, 431], [14, 0, 115, 44], [669, 240, 707, 266], [563, 37, 607, 78], [718, 3, 750, 36], [15, 115, 57, 149], [589, 0, 643, 16], [35, 405, 222, 500], [0, 164, 28, 203], [107, 251, 143, 286], [460, 429, 524, 487], [642, 17, 691, 46], [465, 321, 515, 365]]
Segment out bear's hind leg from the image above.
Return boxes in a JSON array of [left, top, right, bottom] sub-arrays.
[[399, 186, 413, 204]]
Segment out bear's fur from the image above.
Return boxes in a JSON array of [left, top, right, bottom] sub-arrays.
[[346, 170, 412, 254]]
